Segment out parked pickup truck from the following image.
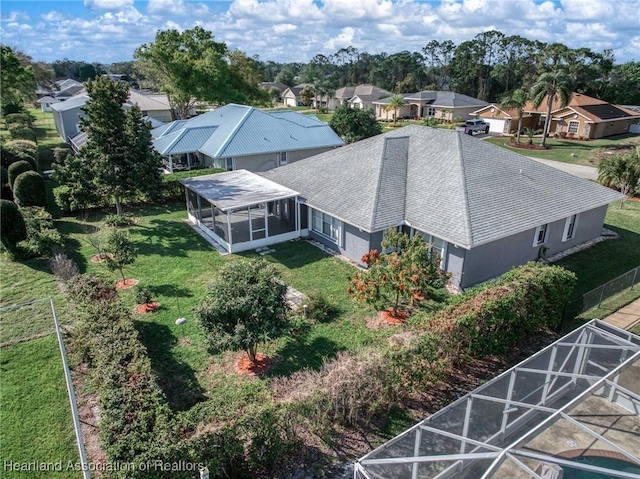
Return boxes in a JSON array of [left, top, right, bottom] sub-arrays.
[[462, 119, 489, 135]]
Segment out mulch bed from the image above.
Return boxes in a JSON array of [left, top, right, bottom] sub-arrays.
[[236, 353, 271, 376], [115, 278, 138, 290], [134, 302, 160, 314], [506, 142, 550, 150], [380, 309, 410, 325], [90, 253, 113, 263]]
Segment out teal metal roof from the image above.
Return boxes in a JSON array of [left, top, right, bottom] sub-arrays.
[[151, 104, 343, 159]]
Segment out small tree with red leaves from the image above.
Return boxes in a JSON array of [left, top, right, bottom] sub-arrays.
[[348, 229, 449, 317]]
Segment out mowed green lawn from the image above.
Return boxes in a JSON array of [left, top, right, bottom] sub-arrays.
[[56, 202, 390, 411], [485, 134, 640, 166], [0, 335, 80, 479]]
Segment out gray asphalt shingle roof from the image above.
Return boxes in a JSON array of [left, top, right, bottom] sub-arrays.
[[151, 104, 344, 158], [374, 91, 488, 108], [262, 126, 624, 249]]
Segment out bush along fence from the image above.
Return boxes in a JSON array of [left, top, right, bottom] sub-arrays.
[[53, 258, 576, 477], [562, 265, 639, 321]]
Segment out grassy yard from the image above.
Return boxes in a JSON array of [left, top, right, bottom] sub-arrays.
[[485, 134, 640, 166], [556, 199, 640, 297], [56, 202, 391, 411], [0, 336, 80, 479], [26, 107, 69, 171]]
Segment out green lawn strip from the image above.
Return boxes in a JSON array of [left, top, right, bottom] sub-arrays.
[[575, 287, 640, 324], [27, 107, 69, 172], [555, 200, 640, 298], [0, 253, 72, 345], [485, 134, 639, 166], [0, 335, 80, 479]]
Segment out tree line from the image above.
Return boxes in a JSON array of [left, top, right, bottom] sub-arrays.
[[4, 28, 639, 113]]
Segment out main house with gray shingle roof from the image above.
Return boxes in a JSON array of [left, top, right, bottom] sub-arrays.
[[181, 126, 621, 288], [152, 103, 344, 173]]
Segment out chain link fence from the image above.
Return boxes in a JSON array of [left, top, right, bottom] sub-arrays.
[[563, 266, 639, 321]]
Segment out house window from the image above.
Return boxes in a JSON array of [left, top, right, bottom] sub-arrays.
[[562, 214, 579, 242], [279, 151, 288, 166], [568, 121, 579, 134], [426, 107, 436, 117], [311, 209, 341, 244], [225, 158, 233, 171], [533, 224, 548, 247], [539, 115, 546, 125]]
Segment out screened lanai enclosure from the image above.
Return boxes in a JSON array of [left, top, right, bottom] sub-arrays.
[[355, 320, 640, 479], [180, 170, 302, 253]]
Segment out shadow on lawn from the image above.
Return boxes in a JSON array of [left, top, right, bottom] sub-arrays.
[[135, 319, 206, 412], [267, 334, 343, 377], [134, 218, 213, 258]]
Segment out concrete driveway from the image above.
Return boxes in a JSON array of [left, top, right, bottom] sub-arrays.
[[527, 157, 598, 180]]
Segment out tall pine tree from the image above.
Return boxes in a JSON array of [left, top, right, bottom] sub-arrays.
[[56, 77, 162, 214]]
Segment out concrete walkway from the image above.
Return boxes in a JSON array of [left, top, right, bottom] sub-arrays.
[[603, 297, 640, 331]]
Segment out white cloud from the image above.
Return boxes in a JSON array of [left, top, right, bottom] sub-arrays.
[[147, 0, 187, 16], [84, 0, 135, 10], [273, 23, 297, 34], [560, 0, 614, 21], [324, 26, 357, 51], [41, 11, 66, 22], [322, 0, 394, 19], [1, 10, 31, 22]]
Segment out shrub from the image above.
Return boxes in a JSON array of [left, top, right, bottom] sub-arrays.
[[67, 274, 117, 304], [7, 160, 33, 189], [0, 199, 27, 251], [135, 286, 152, 305], [13, 170, 47, 207], [428, 262, 576, 360], [8, 125, 37, 143], [161, 168, 225, 201], [104, 229, 138, 282], [306, 292, 339, 323], [4, 112, 32, 128], [18, 206, 64, 257], [104, 213, 134, 227], [1, 140, 38, 170], [49, 252, 79, 284]]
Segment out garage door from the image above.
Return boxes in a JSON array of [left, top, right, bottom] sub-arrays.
[[485, 118, 506, 133]]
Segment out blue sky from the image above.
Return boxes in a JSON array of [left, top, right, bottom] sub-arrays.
[[1, 0, 638, 65]]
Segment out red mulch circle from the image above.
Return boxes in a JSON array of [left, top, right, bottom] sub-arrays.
[[236, 353, 271, 376], [413, 293, 425, 301], [134, 302, 160, 314], [381, 309, 410, 325], [115, 278, 138, 290], [90, 253, 113, 263]]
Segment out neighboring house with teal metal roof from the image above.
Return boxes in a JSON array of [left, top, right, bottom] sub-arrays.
[[151, 103, 344, 173]]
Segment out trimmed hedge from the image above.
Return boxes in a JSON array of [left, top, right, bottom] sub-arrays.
[[13, 170, 47, 207], [4, 112, 32, 128], [8, 125, 37, 143], [8, 160, 34, 189], [161, 168, 226, 200], [0, 199, 27, 251], [18, 206, 64, 258], [0, 140, 38, 170], [428, 262, 576, 359]]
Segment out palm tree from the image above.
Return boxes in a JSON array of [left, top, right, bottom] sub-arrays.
[[385, 94, 406, 125], [530, 70, 573, 148], [597, 148, 640, 208], [500, 88, 528, 144]]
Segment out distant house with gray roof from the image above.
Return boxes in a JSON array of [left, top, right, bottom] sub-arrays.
[[374, 90, 488, 122], [334, 84, 392, 111], [181, 126, 623, 287], [282, 84, 314, 107], [51, 89, 175, 151], [152, 103, 344, 173]]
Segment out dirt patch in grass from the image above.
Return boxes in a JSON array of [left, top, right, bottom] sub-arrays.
[[115, 278, 138, 290], [380, 309, 409, 324], [506, 142, 550, 150]]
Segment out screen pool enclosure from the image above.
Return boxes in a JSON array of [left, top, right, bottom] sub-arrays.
[[354, 319, 640, 479]]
